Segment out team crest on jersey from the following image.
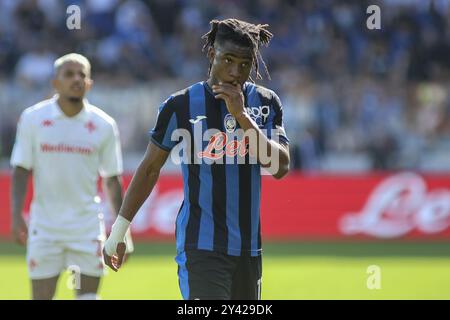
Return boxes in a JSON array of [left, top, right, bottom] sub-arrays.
[[224, 113, 236, 133]]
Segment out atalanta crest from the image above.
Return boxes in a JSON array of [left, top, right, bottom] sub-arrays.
[[224, 113, 236, 133]]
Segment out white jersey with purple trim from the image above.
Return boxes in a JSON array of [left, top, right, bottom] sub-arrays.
[[10, 95, 123, 241]]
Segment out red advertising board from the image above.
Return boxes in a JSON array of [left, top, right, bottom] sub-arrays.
[[1, 171, 450, 240]]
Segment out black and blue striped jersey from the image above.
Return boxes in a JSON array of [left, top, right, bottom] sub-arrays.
[[150, 81, 288, 256]]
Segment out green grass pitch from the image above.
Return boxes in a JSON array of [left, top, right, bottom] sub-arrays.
[[1, 241, 450, 299]]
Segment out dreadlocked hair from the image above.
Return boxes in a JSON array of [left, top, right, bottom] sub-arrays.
[[202, 18, 273, 82]]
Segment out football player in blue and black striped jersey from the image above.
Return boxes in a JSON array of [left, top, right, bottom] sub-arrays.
[[104, 18, 290, 300]]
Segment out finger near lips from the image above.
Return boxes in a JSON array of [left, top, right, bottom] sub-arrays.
[[212, 85, 239, 94], [217, 81, 239, 87]]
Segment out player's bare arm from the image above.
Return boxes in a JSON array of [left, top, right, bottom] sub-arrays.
[[119, 142, 170, 223], [10, 166, 30, 245], [103, 175, 133, 261], [103, 176, 123, 218], [103, 142, 170, 271], [213, 82, 290, 179]]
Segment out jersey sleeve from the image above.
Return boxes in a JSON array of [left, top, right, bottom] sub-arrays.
[[264, 91, 290, 145], [149, 97, 179, 151], [10, 111, 34, 170], [99, 120, 123, 178]]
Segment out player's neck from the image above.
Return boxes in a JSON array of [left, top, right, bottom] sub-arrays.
[[57, 96, 84, 117], [206, 77, 219, 88]]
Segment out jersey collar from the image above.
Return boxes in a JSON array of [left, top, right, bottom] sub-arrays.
[[50, 95, 91, 121]]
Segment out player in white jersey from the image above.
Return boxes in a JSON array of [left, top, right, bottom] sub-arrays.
[[10, 53, 133, 300]]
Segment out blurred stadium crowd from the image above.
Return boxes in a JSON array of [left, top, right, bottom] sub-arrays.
[[0, 0, 449, 172]]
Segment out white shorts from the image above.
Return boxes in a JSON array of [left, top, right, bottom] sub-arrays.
[[26, 238, 105, 280]]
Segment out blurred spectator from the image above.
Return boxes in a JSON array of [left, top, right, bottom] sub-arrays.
[[14, 47, 56, 87], [85, 0, 118, 37], [1, 0, 450, 172]]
